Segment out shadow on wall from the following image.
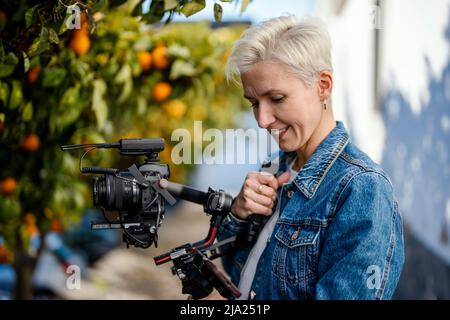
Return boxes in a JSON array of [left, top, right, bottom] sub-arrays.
[[382, 8, 450, 299]]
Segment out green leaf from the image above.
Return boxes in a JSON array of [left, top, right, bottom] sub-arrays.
[[114, 64, 132, 83], [240, 0, 251, 13], [5, 52, 19, 65], [115, 65, 133, 103], [170, 60, 197, 79], [27, 39, 40, 57], [0, 64, 15, 78], [118, 77, 133, 103], [27, 37, 50, 58], [0, 113, 4, 123], [167, 44, 190, 59], [28, 27, 51, 57], [40, 27, 49, 42], [214, 3, 223, 22], [25, 5, 39, 29], [8, 81, 23, 110], [22, 51, 30, 73], [48, 28, 60, 44], [164, 0, 180, 10], [0, 82, 10, 107], [0, 53, 22, 78], [59, 12, 71, 35], [220, 0, 233, 2], [92, 79, 108, 129], [131, 0, 144, 16], [92, 0, 109, 12], [137, 95, 147, 115], [142, 0, 166, 23], [181, 0, 206, 17], [57, 85, 84, 129], [42, 68, 67, 87], [22, 101, 33, 122]]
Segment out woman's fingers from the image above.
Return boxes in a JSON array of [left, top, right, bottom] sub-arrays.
[[232, 171, 289, 219], [253, 171, 279, 190], [242, 198, 273, 215], [244, 178, 277, 201], [243, 187, 274, 208]]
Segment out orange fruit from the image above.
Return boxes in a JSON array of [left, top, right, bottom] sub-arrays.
[[162, 99, 187, 119], [27, 67, 41, 85], [0, 177, 17, 196], [70, 32, 91, 56], [22, 133, 40, 152], [23, 212, 36, 226], [152, 82, 172, 102], [26, 224, 39, 236], [0, 244, 10, 263], [50, 218, 63, 232], [137, 51, 153, 72], [152, 45, 171, 70]]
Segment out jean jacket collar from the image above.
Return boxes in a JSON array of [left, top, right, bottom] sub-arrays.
[[278, 121, 350, 199]]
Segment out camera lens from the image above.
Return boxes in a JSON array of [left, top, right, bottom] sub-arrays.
[[93, 174, 141, 211], [93, 176, 107, 207]]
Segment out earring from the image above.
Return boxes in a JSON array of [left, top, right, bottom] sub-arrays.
[[323, 102, 327, 110]]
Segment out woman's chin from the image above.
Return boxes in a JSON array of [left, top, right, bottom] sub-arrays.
[[278, 141, 295, 153]]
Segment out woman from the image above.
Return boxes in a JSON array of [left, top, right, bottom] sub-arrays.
[[210, 15, 404, 300]]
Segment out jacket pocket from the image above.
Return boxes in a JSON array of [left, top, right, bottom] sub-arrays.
[[272, 222, 321, 287]]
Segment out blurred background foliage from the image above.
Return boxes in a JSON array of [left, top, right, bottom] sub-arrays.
[[0, 0, 250, 297]]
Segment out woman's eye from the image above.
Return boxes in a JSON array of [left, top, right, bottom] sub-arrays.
[[271, 96, 284, 103]]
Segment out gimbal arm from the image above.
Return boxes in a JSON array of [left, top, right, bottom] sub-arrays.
[[153, 181, 241, 299]]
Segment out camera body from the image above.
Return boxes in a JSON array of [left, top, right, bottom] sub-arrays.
[[93, 160, 170, 248], [62, 138, 174, 248]]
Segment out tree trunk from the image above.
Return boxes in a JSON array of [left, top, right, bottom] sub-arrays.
[[13, 249, 36, 299]]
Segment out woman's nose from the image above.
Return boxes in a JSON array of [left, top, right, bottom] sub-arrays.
[[256, 104, 276, 129]]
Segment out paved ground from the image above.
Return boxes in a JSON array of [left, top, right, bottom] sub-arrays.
[[61, 202, 215, 300]]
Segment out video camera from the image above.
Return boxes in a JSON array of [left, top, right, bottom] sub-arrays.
[[61, 138, 176, 249], [61, 138, 242, 299]]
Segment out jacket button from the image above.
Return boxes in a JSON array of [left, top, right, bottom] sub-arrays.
[[287, 190, 294, 198], [250, 290, 256, 300], [291, 227, 301, 241]]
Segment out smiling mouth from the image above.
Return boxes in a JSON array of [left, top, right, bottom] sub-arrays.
[[270, 126, 290, 139]]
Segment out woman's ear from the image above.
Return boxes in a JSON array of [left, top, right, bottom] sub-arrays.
[[317, 71, 333, 102]]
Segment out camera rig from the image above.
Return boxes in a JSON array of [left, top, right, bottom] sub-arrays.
[[61, 138, 244, 299]]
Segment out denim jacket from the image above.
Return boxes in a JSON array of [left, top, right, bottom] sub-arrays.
[[218, 121, 405, 300]]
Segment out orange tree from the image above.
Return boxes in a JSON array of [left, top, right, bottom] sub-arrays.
[[0, 0, 251, 298]]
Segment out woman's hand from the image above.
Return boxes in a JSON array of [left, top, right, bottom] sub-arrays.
[[231, 171, 290, 220]]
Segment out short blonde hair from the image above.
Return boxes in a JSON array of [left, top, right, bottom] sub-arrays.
[[226, 15, 333, 87]]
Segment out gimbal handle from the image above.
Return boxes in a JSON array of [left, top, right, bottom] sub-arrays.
[[153, 181, 240, 299]]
